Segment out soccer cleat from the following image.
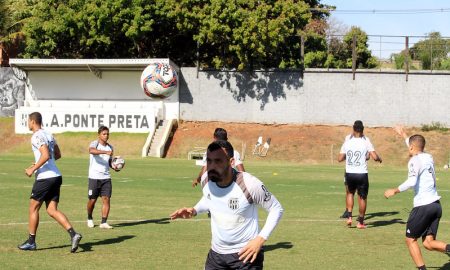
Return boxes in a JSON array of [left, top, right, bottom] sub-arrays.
[[356, 222, 367, 229], [18, 240, 36, 251], [346, 217, 352, 226], [99, 223, 113, 229], [87, 219, 94, 228], [340, 210, 349, 219], [70, 233, 82, 253]]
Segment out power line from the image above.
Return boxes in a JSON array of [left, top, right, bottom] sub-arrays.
[[310, 7, 450, 15]]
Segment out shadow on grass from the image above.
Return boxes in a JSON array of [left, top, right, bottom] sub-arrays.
[[368, 218, 406, 228], [37, 235, 135, 252], [113, 218, 170, 227], [79, 235, 135, 252], [264, 242, 294, 252], [429, 261, 450, 269], [364, 211, 400, 220]]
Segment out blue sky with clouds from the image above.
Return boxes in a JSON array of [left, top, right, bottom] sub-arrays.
[[322, 0, 450, 58]]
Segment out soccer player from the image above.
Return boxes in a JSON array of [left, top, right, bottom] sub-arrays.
[[385, 134, 450, 270], [19, 112, 82, 252], [338, 120, 382, 228], [171, 140, 283, 269], [86, 125, 117, 229], [192, 128, 245, 187]]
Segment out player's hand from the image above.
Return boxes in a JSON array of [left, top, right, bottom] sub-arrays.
[[25, 163, 35, 177], [384, 188, 397, 198], [238, 236, 265, 263], [170, 207, 196, 220], [393, 125, 408, 139], [192, 178, 200, 187]]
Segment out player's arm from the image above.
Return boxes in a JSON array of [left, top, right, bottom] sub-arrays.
[[385, 160, 419, 198], [54, 144, 62, 160], [192, 166, 207, 187], [338, 143, 346, 162], [337, 153, 346, 162], [89, 147, 112, 156], [393, 125, 410, 147], [25, 144, 50, 177], [369, 151, 382, 163], [170, 196, 208, 219], [236, 163, 245, 172], [239, 178, 283, 263]]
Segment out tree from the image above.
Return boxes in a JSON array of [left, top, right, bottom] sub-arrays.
[[10, 0, 331, 70], [341, 26, 377, 69], [410, 32, 450, 70]]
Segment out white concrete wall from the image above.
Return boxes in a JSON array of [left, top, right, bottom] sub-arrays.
[[179, 68, 450, 127]]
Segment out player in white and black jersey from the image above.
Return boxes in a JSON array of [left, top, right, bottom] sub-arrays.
[[338, 120, 382, 228], [86, 126, 117, 229], [192, 128, 245, 187], [18, 112, 82, 252], [385, 132, 450, 270], [171, 140, 283, 269]]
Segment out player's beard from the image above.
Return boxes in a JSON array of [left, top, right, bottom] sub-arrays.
[[208, 166, 230, 183]]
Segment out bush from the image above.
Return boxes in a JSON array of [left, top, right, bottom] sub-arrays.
[[421, 122, 448, 132]]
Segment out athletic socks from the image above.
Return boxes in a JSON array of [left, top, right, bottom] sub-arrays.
[[348, 211, 352, 218], [88, 213, 93, 220], [101, 217, 107, 224], [28, 234, 36, 244], [445, 244, 450, 253], [417, 265, 426, 270], [67, 228, 76, 238], [357, 216, 364, 224]]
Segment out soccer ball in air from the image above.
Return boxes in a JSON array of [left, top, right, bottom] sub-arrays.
[[140, 63, 178, 99], [112, 156, 125, 171]]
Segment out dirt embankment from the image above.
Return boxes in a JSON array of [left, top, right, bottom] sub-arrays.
[[1, 118, 449, 167]]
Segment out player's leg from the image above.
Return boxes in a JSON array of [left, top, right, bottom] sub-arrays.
[[99, 179, 113, 229], [18, 199, 43, 250], [421, 201, 450, 253], [356, 173, 369, 229], [405, 237, 426, 268], [422, 235, 447, 252], [87, 178, 100, 227], [18, 178, 47, 250], [44, 176, 82, 252]]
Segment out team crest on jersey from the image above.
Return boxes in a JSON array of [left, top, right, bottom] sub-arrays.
[[228, 198, 239, 210]]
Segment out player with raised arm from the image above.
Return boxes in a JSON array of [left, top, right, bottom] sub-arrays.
[[172, 140, 283, 269], [18, 112, 82, 252], [86, 126, 117, 229], [385, 133, 450, 270], [338, 120, 382, 228]]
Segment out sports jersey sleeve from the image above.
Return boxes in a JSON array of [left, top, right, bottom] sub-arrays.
[[193, 196, 209, 215], [365, 137, 375, 152], [339, 142, 346, 154], [246, 176, 283, 240], [32, 133, 47, 149], [89, 140, 99, 149], [398, 157, 421, 192]]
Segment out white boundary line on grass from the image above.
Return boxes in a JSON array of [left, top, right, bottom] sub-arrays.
[[2, 218, 450, 226]]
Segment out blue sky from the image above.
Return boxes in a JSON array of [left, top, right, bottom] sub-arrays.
[[322, 0, 450, 58]]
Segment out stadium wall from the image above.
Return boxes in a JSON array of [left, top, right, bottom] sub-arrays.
[[179, 68, 450, 127]]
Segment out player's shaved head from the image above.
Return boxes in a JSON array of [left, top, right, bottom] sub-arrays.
[[409, 134, 425, 151], [29, 112, 42, 125]]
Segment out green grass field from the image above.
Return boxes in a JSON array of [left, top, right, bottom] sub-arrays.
[[1, 155, 450, 269]]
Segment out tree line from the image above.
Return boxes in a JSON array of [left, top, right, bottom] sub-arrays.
[[2, 0, 447, 71]]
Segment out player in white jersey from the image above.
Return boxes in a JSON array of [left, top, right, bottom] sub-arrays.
[[171, 140, 283, 269], [385, 132, 450, 270], [18, 112, 82, 252], [338, 120, 382, 228], [192, 128, 245, 187], [86, 125, 117, 229]]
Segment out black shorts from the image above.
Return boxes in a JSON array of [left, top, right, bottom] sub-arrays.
[[30, 176, 62, 202], [205, 249, 264, 270], [345, 173, 369, 199], [406, 200, 442, 239], [88, 178, 112, 199]]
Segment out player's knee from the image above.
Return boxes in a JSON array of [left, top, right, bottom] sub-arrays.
[[422, 238, 434, 251], [405, 237, 415, 247], [46, 208, 57, 217]]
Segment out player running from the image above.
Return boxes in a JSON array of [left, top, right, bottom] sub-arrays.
[[18, 112, 82, 252], [338, 120, 382, 228], [171, 140, 283, 269], [385, 132, 450, 270]]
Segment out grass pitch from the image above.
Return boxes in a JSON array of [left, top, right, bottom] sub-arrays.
[[0, 155, 450, 269]]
